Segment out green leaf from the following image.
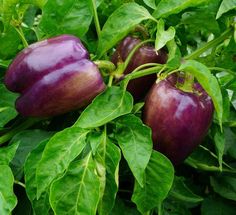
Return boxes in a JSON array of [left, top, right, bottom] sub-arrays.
[[10, 129, 53, 180], [36, 127, 89, 198], [166, 39, 181, 69], [93, 129, 107, 206], [75, 87, 133, 129], [216, 0, 236, 19], [153, 0, 209, 18], [179, 60, 223, 128], [0, 165, 17, 215], [1, 0, 18, 30], [0, 84, 18, 127], [210, 175, 236, 201], [155, 19, 175, 51], [115, 114, 152, 187], [0, 142, 19, 165], [97, 3, 154, 58], [181, 2, 220, 36], [98, 140, 121, 215], [214, 129, 225, 171], [50, 152, 100, 215], [170, 177, 203, 203], [39, 0, 94, 37], [24, 140, 51, 215], [201, 196, 236, 215], [132, 150, 174, 214], [143, 0, 160, 10]]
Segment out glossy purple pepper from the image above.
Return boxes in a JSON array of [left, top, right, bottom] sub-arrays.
[[5, 35, 105, 117], [112, 36, 167, 100], [143, 76, 214, 165]]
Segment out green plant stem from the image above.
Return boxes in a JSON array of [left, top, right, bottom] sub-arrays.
[[123, 39, 154, 72], [14, 180, 26, 188], [91, 0, 101, 38], [94, 60, 116, 73], [184, 28, 232, 60], [179, 73, 194, 93], [108, 75, 114, 87], [124, 65, 163, 81], [14, 26, 29, 48], [0, 118, 38, 145], [209, 67, 236, 76]]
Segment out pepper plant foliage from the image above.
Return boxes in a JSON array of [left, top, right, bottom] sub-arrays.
[[0, 0, 236, 214]]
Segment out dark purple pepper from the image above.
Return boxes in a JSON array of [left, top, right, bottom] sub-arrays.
[[112, 36, 167, 100], [5, 35, 105, 117], [143, 76, 213, 165]]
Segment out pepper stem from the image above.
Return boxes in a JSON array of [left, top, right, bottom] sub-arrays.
[[91, 0, 101, 38], [179, 72, 194, 93], [14, 26, 29, 48], [93, 60, 116, 73]]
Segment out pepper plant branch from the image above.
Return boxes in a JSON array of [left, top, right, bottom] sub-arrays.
[[124, 65, 164, 81], [14, 180, 26, 188], [184, 28, 233, 60], [14, 26, 29, 48], [91, 0, 101, 38], [123, 39, 155, 72]]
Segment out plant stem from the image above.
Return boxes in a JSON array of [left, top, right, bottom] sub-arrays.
[[209, 67, 236, 76], [14, 26, 29, 48], [124, 65, 163, 81], [91, 0, 101, 38], [123, 39, 154, 72], [14, 180, 26, 188], [0, 118, 38, 145], [184, 28, 232, 60], [93, 60, 116, 73], [108, 75, 114, 87]]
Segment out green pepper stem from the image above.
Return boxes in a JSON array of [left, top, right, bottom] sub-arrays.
[[0, 118, 39, 145], [94, 60, 116, 73], [14, 26, 29, 48], [91, 0, 101, 38], [124, 65, 163, 81], [123, 39, 155, 72], [14, 180, 26, 188], [184, 28, 232, 60]]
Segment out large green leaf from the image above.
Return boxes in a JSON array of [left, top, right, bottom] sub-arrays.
[[39, 0, 94, 37], [179, 60, 223, 128], [98, 140, 121, 215], [36, 127, 89, 198], [132, 151, 174, 214], [115, 114, 152, 187], [50, 152, 100, 215], [0, 84, 18, 127], [24, 140, 51, 215], [216, 0, 236, 19], [96, 3, 154, 58], [153, 0, 209, 18], [210, 175, 236, 201], [170, 177, 203, 203], [0, 165, 17, 215], [10, 129, 53, 180], [0, 142, 19, 165], [75, 87, 133, 129]]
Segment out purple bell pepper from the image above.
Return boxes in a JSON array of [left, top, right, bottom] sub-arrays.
[[5, 35, 105, 117], [143, 75, 214, 165]]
